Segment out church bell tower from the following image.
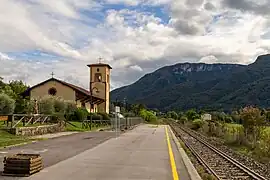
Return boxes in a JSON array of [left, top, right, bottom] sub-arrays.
[[87, 59, 112, 114]]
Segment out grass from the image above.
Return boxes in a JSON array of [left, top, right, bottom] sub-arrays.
[[0, 130, 31, 148], [222, 123, 270, 162]]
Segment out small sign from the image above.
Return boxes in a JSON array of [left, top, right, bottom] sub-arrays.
[[0, 116, 8, 121], [115, 106, 120, 113]]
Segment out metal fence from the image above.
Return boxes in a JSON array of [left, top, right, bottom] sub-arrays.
[[110, 117, 144, 130]]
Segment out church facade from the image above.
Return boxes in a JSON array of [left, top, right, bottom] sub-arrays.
[[22, 63, 112, 114]]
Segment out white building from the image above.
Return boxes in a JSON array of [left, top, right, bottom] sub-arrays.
[[201, 113, 212, 121]]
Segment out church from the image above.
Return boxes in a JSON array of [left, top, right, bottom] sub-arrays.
[[22, 62, 112, 114]]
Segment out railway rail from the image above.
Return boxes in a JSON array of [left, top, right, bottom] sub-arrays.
[[168, 121, 267, 180]]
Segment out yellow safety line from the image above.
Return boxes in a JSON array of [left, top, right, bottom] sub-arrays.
[[165, 126, 179, 180]]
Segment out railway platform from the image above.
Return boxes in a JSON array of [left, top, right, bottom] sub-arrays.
[[23, 124, 200, 180]]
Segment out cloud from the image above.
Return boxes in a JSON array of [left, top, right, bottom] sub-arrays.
[[0, 0, 270, 90], [168, 0, 213, 35], [222, 0, 270, 16]]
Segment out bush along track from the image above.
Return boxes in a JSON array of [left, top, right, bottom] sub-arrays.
[[190, 127, 270, 180], [168, 121, 267, 180]]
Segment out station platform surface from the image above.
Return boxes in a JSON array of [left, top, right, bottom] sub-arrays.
[[24, 124, 192, 180]]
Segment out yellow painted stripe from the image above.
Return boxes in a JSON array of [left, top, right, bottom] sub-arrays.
[[165, 126, 179, 180]]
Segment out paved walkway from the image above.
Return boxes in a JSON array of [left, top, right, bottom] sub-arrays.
[[23, 124, 191, 180], [30, 131, 79, 139]]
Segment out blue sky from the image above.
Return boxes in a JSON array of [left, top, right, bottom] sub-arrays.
[[0, 0, 269, 89]]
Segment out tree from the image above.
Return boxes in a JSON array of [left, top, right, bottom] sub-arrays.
[[8, 80, 29, 113], [185, 109, 200, 121], [0, 80, 29, 114], [0, 77, 5, 89], [109, 102, 115, 113], [0, 93, 15, 115], [240, 106, 266, 148], [38, 96, 55, 114], [231, 110, 241, 123], [131, 103, 146, 115], [139, 109, 157, 123], [167, 111, 178, 119]]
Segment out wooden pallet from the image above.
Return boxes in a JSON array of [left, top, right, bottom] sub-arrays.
[[2, 153, 43, 177]]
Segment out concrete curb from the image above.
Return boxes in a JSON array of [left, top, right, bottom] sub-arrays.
[[30, 131, 79, 140], [168, 125, 202, 180]]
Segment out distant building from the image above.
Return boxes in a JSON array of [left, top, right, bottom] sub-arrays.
[[201, 113, 211, 121], [22, 62, 112, 114]]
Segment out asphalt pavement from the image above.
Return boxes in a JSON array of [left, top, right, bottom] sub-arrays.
[[22, 125, 191, 180], [0, 131, 116, 180]]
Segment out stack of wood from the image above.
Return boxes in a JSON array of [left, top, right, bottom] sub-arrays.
[[2, 153, 43, 177]]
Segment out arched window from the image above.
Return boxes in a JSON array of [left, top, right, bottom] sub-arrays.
[[95, 73, 102, 82], [48, 87, 57, 96]]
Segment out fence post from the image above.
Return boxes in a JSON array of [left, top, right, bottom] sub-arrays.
[[11, 115, 14, 128]]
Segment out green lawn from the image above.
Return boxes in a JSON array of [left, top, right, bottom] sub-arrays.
[[0, 130, 30, 148]]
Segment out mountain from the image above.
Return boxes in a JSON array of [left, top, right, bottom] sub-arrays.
[[111, 54, 270, 111]]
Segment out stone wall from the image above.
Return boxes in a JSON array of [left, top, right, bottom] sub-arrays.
[[9, 124, 64, 136]]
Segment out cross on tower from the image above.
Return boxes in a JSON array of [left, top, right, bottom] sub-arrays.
[[51, 72, 55, 78], [98, 57, 103, 64]]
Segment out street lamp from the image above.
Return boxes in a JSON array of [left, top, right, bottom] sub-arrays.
[[123, 97, 128, 129]]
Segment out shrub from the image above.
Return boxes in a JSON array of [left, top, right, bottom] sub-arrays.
[[89, 113, 102, 120], [98, 112, 110, 120], [191, 119, 204, 130], [0, 93, 15, 115], [256, 128, 270, 158], [179, 116, 188, 124], [38, 96, 55, 114], [64, 101, 77, 121], [74, 108, 89, 121], [139, 109, 157, 123], [54, 97, 67, 113], [25, 100, 35, 114], [65, 101, 77, 114]]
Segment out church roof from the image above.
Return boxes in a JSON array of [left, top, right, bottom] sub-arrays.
[[22, 78, 104, 102], [87, 63, 112, 69]]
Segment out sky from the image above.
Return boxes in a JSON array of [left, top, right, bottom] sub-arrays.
[[0, 0, 270, 90]]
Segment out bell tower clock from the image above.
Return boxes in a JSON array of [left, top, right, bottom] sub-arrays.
[[87, 60, 112, 114]]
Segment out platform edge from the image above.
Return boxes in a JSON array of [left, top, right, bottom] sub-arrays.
[[168, 125, 202, 180]]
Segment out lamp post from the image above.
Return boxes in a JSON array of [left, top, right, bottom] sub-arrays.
[[123, 97, 127, 129]]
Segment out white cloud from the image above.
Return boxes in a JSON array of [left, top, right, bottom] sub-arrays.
[[0, 0, 270, 89], [130, 65, 143, 71]]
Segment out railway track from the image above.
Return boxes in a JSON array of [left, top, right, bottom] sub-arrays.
[[169, 121, 267, 180]]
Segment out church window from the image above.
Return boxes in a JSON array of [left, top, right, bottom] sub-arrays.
[[95, 73, 102, 82], [48, 87, 57, 96]]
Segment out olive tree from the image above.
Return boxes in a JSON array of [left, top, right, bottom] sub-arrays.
[[0, 93, 15, 115]]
